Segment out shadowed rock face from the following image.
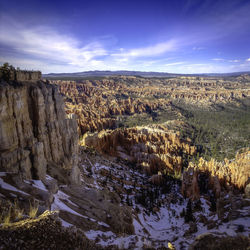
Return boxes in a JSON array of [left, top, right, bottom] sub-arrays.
[[81, 124, 196, 175], [0, 79, 80, 184], [182, 149, 250, 200]]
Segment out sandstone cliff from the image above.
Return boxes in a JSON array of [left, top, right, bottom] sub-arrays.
[[182, 148, 250, 200], [0, 78, 80, 184], [0, 65, 41, 82]]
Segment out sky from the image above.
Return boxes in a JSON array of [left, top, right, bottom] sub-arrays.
[[0, 0, 250, 74]]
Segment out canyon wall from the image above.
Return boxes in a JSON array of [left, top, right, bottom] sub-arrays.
[[182, 149, 250, 200], [0, 78, 80, 184]]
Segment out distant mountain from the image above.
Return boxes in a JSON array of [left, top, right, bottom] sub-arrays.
[[43, 70, 250, 78], [43, 70, 178, 78]]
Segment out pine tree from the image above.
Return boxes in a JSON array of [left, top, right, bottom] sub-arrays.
[[184, 199, 194, 223], [210, 194, 217, 212]]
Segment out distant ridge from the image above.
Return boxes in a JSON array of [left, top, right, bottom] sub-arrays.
[[43, 70, 250, 78]]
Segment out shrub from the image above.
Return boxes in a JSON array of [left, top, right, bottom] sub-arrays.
[[2, 208, 11, 226], [29, 200, 39, 218]]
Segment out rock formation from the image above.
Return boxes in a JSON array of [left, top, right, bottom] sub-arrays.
[[81, 124, 196, 175], [51, 79, 172, 134], [0, 75, 80, 184], [49, 76, 250, 135], [182, 148, 250, 200], [0, 65, 41, 82], [0, 210, 106, 250], [189, 233, 250, 250]]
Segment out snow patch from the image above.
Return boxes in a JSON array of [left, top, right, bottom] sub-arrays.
[[0, 177, 28, 195], [51, 190, 84, 218]]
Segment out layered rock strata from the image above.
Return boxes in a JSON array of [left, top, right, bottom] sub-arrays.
[[0, 78, 80, 184]]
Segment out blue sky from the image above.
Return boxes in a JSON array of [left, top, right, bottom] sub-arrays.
[[0, 0, 250, 73]]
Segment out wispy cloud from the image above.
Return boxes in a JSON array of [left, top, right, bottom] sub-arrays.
[[212, 58, 240, 63], [0, 14, 249, 74], [212, 58, 224, 61], [170, 62, 249, 74], [228, 59, 240, 63], [112, 40, 177, 59], [192, 46, 205, 51], [164, 62, 185, 67], [0, 17, 180, 73], [0, 17, 107, 72]]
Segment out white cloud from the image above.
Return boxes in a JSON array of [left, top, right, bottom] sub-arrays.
[[212, 58, 240, 63], [0, 16, 248, 74], [112, 40, 177, 59], [170, 62, 250, 74], [192, 47, 205, 51], [212, 58, 224, 61], [0, 18, 107, 72], [0, 17, 179, 73], [164, 62, 185, 67], [228, 59, 240, 63]]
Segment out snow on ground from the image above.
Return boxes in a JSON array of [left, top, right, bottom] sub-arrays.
[[51, 189, 110, 228], [32, 180, 47, 191], [84, 157, 103, 190], [23, 179, 47, 191], [0, 176, 29, 195], [94, 163, 111, 172], [97, 221, 110, 227], [60, 218, 74, 228], [84, 202, 189, 249], [85, 229, 146, 249], [45, 175, 54, 181], [51, 190, 85, 218], [62, 163, 250, 249], [84, 194, 250, 249]]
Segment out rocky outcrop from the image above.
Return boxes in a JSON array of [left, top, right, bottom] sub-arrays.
[[0, 78, 79, 184], [182, 149, 250, 200], [0, 210, 107, 250], [0, 67, 41, 82], [81, 124, 196, 175], [15, 71, 41, 81], [189, 233, 250, 250]]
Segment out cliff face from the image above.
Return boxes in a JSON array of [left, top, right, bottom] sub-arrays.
[[182, 149, 250, 200], [0, 79, 80, 184], [81, 124, 196, 175], [0, 68, 41, 82]]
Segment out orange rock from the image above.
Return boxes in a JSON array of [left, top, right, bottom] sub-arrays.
[[81, 125, 196, 175], [182, 149, 250, 200]]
